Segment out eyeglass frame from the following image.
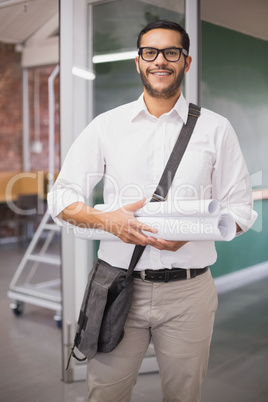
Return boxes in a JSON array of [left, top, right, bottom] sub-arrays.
[[138, 47, 188, 62]]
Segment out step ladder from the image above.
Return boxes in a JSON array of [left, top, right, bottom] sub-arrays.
[[7, 209, 62, 325]]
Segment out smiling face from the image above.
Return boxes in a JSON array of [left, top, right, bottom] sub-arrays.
[[135, 28, 191, 100]]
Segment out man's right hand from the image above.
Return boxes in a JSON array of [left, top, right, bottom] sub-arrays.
[[99, 199, 158, 246]]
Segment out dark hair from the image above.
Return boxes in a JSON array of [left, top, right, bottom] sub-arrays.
[[137, 20, 190, 54]]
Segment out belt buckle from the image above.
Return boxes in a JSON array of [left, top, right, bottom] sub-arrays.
[[186, 269, 191, 279], [140, 270, 149, 282]]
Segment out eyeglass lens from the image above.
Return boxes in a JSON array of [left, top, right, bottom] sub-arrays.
[[141, 48, 181, 62]]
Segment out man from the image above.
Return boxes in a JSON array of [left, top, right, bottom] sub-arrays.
[[48, 20, 256, 402]]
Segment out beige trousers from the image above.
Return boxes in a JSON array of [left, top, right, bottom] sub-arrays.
[[87, 269, 218, 402]]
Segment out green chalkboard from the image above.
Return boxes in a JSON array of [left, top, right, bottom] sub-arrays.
[[201, 22, 268, 276], [212, 199, 268, 278], [201, 21, 268, 186]]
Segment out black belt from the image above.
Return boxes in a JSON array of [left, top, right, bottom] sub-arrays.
[[133, 267, 208, 282]]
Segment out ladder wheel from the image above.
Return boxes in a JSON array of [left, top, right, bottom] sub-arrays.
[[10, 301, 25, 316]]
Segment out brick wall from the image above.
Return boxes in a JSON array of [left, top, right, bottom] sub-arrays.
[[0, 42, 60, 173], [0, 43, 23, 171], [0, 43, 60, 240]]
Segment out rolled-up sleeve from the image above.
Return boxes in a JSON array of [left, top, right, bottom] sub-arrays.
[[212, 119, 257, 233], [47, 117, 105, 226]]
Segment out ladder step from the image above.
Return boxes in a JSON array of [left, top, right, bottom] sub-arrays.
[[28, 254, 61, 266], [43, 223, 61, 231]]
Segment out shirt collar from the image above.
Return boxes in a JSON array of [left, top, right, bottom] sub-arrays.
[[172, 93, 188, 124], [131, 92, 189, 124]]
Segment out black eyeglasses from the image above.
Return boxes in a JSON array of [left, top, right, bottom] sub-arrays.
[[138, 47, 188, 62]]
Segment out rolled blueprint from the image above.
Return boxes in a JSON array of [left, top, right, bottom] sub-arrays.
[[94, 199, 220, 217], [73, 213, 236, 242]]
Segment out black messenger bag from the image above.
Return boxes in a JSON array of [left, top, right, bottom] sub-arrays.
[[74, 259, 134, 359], [66, 103, 201, 368]]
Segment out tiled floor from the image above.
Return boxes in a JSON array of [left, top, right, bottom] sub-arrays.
[[0, 242, 268, 402]]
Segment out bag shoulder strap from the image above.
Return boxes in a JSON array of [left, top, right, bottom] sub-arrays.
[[127, 103, 201, 275], [152, 103, 200, 202]]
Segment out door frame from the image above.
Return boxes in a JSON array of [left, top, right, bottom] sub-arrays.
[[60, 0, 200, 382]]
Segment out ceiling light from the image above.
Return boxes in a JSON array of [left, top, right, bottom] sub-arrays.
[[92, 50, 137, 64]]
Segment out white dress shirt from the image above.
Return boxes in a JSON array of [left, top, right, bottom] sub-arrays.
[[47, 93, 257, 270]]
